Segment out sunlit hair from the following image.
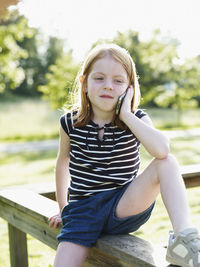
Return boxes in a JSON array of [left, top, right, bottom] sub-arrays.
[[72, 43, 141, 129]]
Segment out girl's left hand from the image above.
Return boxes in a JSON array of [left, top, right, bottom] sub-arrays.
[[119, 86, 134, 121], [48, 213, 62, 229]]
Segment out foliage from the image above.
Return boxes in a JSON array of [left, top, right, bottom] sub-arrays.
[[113, 30, 179, 105], [112, 30, 200, 123], [154, 56, 200, 107], [37, 29, 191, 110], [93, 29, 200, 115], [15, 35, 66, 96], [0, 10, 69, 98], [0, 11, 34, 93], [1, 11, 200, 112], [38, 52, 79, 109]]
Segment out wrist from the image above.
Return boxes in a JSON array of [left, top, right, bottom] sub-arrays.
[[59, 202, 67, 212], [119, 110, 133, 124]]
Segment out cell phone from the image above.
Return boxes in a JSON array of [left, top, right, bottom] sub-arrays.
[[115, 92, 126, 115]]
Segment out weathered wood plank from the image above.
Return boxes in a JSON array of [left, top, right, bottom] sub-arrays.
[[0, 189, 58, 221], [8, 223, 28, 267], [0, 200, 59, 250], [0, 190, 60, 250], [84, 246, 135, 267], [87, 235, 168, 267], [181, 164, 200, 188], [0, 189, 169, 266], [6, 182, 56, 200], [181, 164, 200, 175]]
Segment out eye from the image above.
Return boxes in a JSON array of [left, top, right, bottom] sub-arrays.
[[115, 79, 123, 83], [94, 77, 103, 80]]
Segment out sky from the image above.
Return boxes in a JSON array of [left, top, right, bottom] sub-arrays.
[[17, 0, 200, 61]]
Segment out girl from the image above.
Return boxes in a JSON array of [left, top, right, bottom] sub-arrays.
[[49, 43, 200, 267]]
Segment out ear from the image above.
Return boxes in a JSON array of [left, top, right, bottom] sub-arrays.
[[79, 75, 88, 92]]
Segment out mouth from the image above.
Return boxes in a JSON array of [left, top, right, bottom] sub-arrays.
[[100, 95, 114, 99]]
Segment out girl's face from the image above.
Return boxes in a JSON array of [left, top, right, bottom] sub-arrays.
[[86, 55, 129, 117]]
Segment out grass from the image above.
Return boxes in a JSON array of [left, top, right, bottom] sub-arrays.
[[0, 150, 57, 188], [0, 96, 200, 142], [146, 108, 200, 130], [0, 97, 62, 142], [0, 97, 200, 266], [140, 136, 200, 170], [0, 152, 58, 266], [0, 137, 200, 188], [0, 221, 56, 267]]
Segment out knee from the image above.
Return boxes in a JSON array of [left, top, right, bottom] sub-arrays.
[[155, 153, 179, 170]]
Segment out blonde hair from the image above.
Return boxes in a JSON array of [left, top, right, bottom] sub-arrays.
[[72, 43, 141, 129]]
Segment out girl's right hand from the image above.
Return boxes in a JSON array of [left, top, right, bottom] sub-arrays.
[[119, 86, 134, 121], [48, 213, 62, 229]]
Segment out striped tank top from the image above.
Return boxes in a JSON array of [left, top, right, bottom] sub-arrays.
[[60, 109, 146, 202]]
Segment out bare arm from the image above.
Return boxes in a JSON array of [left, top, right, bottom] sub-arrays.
[[49, 126, 70, 228], [56, 126, 71, 212], [120, 87, 170, 159]]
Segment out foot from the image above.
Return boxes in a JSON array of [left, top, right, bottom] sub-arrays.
[[166, 228, 200, 267]]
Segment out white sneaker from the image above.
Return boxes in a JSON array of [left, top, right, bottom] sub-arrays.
[[166, 228, 200, 267]]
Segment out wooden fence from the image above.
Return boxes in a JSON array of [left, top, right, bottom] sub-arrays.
[[0, 164, 200, 267]]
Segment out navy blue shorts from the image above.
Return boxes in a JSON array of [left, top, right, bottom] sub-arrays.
[[57, 183, 155, 248]]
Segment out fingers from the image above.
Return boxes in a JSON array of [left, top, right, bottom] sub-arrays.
[[48, 214, 62, 229], [127, 85, 134, 99], [123, 86, 133, 107], [119, 86, 134, 120]]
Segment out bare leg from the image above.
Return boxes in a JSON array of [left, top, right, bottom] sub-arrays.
[[116, 154, 192, 235], [54, 241, 90, 267]]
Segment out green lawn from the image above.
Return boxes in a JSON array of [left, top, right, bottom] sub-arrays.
[[0, 97, 200, 267], [0, 150, 57, 188], [0, 136, 200, 188], [0, 223, 56, 267], [146, 108, 200, 129], [0, 97, 62, 142], [1, 97, 200, 142]]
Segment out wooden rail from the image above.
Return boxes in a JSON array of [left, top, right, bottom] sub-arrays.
[[0, 189, 169, 267], [181, 164, 200, 188], [0, 164, 200, 267]]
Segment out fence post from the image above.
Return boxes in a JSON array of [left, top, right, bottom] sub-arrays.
[[8, 223, 28, 267]]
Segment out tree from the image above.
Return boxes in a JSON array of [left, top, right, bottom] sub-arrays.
[[14, 29, 44, 96], [154, 56, 200, 124], [0, 11, 35, 94], [0, 9, 67, 97], [38, 51, 79, 109], [45, 37, 65, 67], [15, 35, 65, 96], [113, 29, 180, 106], [93, 30, 200, 125]]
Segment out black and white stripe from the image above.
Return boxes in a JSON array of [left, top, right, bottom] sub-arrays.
[[60, 109, 146, 202]]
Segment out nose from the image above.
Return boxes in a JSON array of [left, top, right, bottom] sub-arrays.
[[104, 78, 113, 90]]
